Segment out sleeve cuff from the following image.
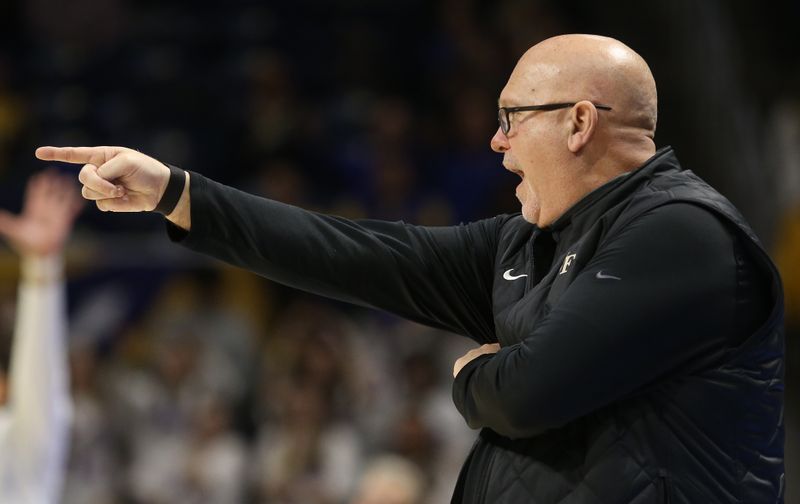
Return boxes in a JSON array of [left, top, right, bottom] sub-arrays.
[[165, 170, 205, 244], [452, 353, 493, 422]]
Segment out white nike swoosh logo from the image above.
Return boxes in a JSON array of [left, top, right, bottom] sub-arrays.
[[596, 270, 622, 280], [503, 269, 528, 281]]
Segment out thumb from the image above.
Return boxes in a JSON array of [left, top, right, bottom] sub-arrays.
[[96, 150, 166, 184], [96, 152, 170, 206], [96, 153, 136, 181]]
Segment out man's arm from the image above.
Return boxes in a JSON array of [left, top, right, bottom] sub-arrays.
[[0, 171, 82, 501], [36, 146, 502, 341], [6, 255, 71, 497], [170, 172, 502, 340], [452, 204, 752, 438]]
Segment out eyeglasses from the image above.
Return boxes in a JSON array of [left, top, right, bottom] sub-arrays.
[[498, 102, 613, 135]]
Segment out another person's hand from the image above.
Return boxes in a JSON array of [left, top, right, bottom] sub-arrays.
[[453, 343, 500, 378], [0, 170, 83, 257], [35, 146, 170, 213]]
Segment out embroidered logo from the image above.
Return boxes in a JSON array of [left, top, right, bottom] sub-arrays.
[[595, 270, 622, 281], [559, 253, 577, 275], [503, 269, 528, 281]]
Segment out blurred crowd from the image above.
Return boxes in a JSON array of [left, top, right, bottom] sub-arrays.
[[58, 269, 477, 503], [0, 0, 798, 502]]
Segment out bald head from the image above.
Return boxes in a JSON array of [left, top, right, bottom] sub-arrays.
[[492, 35, 659, 226], [512, 34, 658, 137]]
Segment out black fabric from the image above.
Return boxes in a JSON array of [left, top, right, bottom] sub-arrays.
[[168, 147, 785, 503], [453, 203, 746, 438], [154, 163, 185, 215]]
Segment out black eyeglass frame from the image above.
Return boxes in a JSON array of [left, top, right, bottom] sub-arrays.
[[498, 102, 613, 135]]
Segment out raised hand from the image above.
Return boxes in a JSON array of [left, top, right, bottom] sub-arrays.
[[35, 146, 171, 213], [0, 170, 83, 257]]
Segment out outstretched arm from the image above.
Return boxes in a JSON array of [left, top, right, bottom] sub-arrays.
[[168, 172, 502, 340], [0, 171, 82, 501], [35, 146, 192, 230], [36, 145, 503, 341]]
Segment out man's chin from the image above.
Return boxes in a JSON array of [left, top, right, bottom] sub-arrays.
[[521, 205, 539, 224]]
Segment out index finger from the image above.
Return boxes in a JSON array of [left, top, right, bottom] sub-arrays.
[[35, 146, 126, 166]]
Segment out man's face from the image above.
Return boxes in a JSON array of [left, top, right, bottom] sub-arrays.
[[490, 62, 563, 225]]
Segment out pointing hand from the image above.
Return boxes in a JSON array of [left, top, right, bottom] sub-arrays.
[[35, 146, 171, 213]]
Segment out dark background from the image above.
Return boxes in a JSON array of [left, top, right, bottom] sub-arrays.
[[0, 1, 797, 502]]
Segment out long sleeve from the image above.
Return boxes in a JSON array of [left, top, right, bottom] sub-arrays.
[[0, 254, 72, 503], [452, 204, 764, 439], [170, 172, 506, 343]]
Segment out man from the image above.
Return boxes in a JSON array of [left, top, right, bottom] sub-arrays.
[[37, 34, 785, 503], [0, 171, 82, 503]]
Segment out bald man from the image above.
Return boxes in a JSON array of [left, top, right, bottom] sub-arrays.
[[38, 34, 784, 503]]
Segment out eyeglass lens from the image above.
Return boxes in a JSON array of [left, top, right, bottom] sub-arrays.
[[498, 109, 509, 134]]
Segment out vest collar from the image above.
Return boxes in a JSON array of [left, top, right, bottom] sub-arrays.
[[544, 146, 680, 242]]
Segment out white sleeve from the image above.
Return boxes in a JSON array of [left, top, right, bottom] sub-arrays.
[[4, 254, 72, 503]]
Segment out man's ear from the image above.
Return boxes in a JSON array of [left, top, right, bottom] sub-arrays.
[[567, 101, 599, 153]]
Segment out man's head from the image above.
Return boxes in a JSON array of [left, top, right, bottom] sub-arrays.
[[491, 34, 658, 225]]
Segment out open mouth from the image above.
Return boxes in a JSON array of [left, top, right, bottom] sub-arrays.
[[503, 158, 524, 179], [505, 166, 524, 179]]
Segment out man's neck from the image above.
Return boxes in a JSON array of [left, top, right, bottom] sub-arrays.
[[538, 145, 655, 227]]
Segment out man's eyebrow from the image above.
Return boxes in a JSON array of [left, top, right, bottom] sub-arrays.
[[499, 91, 534, 107]]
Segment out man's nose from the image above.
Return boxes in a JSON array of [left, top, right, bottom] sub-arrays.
[[490, 127, 509, 153]]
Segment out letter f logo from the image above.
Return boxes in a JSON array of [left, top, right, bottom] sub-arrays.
[[559, 253, 577, 275]]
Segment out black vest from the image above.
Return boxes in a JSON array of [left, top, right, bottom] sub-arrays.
[[455, 147, 785, 503]]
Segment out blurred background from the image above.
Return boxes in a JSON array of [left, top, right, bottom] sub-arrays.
[[0, 0, 798, 502]]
